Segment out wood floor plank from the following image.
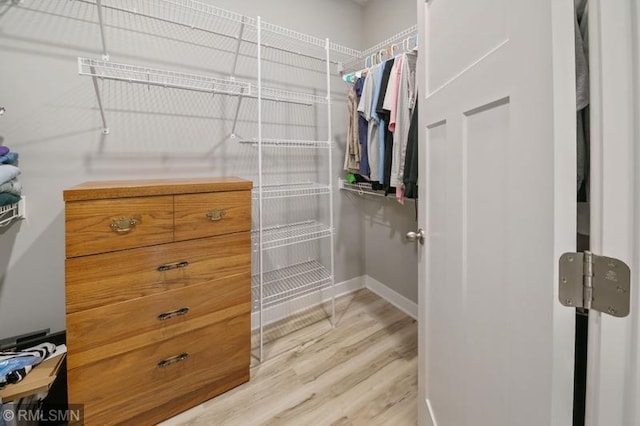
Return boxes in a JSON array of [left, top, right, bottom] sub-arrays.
[[160, 289, 418, 426]]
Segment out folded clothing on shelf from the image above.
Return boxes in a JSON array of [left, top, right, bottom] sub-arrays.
[[0, 343, 57, 389], [0, 192, 20, 207], [0, 179, 21, 196], [0, 146, 8, 157], [0, 164, 20, 186], [0, 152, 18, 165]]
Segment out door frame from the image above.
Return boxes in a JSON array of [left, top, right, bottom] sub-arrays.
[[585, 1, 640, 425]]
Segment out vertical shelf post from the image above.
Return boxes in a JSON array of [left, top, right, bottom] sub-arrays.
[[326, 38, 336, 328], [95, 0, 110, 61], [85, 61, 109, 135], [257, 16, 264, 364]]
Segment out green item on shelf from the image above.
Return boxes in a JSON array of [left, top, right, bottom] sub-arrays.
[[346, 173, 356, 184]]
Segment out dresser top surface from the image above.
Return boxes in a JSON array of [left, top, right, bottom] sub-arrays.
[[64, 177, 253, 201]]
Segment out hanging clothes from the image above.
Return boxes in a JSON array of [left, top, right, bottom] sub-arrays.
[[358, 64, 382, 182], [383, 56, 403, 133], [404, 100, 419, 199], [343, 80, 361, 173], [370, 62, 387, 184], [389, 52, 418, 193], [376, 58, 396, 186], [355, 76, 370, 177]]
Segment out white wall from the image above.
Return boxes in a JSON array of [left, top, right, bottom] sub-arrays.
[[363, 0, 417, 45], [0, 0, 365, 338], [359, 0, 419, 302]]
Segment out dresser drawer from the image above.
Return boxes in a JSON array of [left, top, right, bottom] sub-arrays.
[[65, 195, 174, 257], [66, 233, 251, 313], [67, 273, 250, 354], [174, 190, 251, 241], [68, 313, 250, 425]]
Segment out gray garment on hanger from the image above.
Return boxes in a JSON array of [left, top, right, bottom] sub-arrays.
[[575, 0, 589, 111], [576, 0, 590, 237], [575, 0, 589, 193]]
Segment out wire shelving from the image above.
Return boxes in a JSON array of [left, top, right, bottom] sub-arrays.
[[238, 139, 332, 149], [0, 198, 24, 228], [253, 183, 331, 200], [253, 220, 332, 251], [251, 260, 332, 310]]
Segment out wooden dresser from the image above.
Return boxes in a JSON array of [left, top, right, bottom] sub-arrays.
[[63, 177, 252, 425]]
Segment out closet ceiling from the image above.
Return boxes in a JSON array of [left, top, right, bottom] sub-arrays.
[[351, 0, 370, 5]]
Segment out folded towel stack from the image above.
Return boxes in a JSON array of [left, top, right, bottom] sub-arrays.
[[0, 145, 21, 207]]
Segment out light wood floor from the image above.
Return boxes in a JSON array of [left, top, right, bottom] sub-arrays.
[[160, 289, 418, 426]]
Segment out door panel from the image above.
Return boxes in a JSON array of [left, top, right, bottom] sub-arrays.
[[425, 120, 464, 426], [428, 0, 508, 91], [464, 99, 510, 426], [417, 0, 577, 425]]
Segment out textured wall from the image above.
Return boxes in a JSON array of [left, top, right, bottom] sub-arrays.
[[0, 0, 365, 337]]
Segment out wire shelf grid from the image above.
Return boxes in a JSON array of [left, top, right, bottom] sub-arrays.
[[78, 57, 250, 95], [258, 86, 328, 104], [0, 200, 22, 228], [338, 178, 416, 201], [79, 57, 326, 105], [260, 19, 359, 59], [239, 139, 332, 149], [91, 0, 360, 61], [253, 183, 331, 199], [251, 260, 332, 310], [342, 25, 418, 73], [253, 220, 332, 251], [338, 179, 387, 198]]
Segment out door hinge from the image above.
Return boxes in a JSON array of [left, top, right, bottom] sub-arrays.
[[559, 251, 631, 317]]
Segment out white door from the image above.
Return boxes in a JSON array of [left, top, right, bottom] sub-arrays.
[[585, 0, 640, 425], [415, 0, 577, 425]]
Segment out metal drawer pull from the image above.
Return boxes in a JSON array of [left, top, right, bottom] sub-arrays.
[[157, 353, 189, 368], [206, 208, 226, 221], [157, 307, 190, 321], [156, 261, 189, 272], [110, 216, 140, 233]]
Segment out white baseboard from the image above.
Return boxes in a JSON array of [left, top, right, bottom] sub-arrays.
[[250, 274, 418, 329], [365, 275, 418, 319], [251, 275, 365, 329], [425, 398, 438, 426]]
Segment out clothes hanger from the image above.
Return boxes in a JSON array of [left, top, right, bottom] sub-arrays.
[[388, 43, 399, 57]]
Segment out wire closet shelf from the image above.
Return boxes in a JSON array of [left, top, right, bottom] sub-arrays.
[[78, 58, 328, 106], [251, 260, 332, 311], [88, 0, 360, 65], [0, 201, 22, 228], [252, 183, 331, 200], [238, 138, 332, 149], [341, 24, 418, 75], [253, 221, 333, 252]]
